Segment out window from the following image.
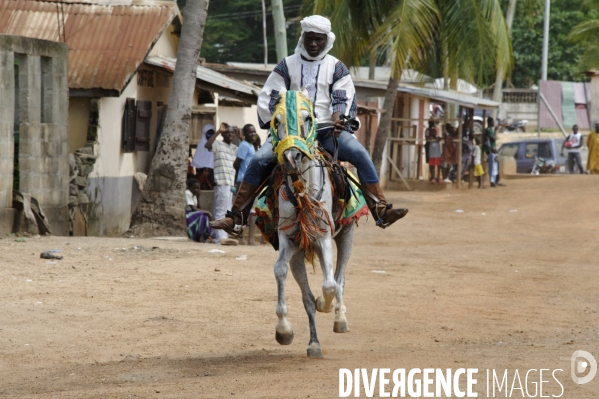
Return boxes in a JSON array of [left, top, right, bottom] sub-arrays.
[[525, 142, 551, 159], [122, 99, 152, 152], [499, 143, 519, 158]]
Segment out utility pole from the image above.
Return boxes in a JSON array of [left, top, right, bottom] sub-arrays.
[[261, 0, 267, 67], [541, 0, 550, 81], [271, 0, 287, 62], [491, 0, 517, 118]]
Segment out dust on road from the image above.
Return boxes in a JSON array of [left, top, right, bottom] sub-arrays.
[[0, 176, 598, 398]]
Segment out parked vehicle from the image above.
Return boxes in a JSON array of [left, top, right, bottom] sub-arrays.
[[498, 138, 568, 174], [496, 118, 528, 133]]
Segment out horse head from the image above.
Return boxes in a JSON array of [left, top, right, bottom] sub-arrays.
[[269, 90, 317, 174]]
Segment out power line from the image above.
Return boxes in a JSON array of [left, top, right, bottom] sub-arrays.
[[209, 5, 301, 20]]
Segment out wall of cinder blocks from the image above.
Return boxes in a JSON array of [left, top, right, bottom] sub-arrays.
[[0, 34, 69, 235]]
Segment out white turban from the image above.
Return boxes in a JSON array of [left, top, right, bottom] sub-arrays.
[[294, 15, 336, 61]]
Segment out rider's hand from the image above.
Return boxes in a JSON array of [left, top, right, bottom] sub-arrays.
[[333, 118, 345, 137]]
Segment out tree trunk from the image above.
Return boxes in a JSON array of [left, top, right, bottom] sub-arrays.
[[368, 50, 376, 80], [271, 0, 287, 62], [491, 0, 517, 116], [128, 0, 209, 237], [371, 76, 399, 176]]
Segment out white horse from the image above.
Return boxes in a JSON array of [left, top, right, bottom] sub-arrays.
[[269, 91, 356, 358]]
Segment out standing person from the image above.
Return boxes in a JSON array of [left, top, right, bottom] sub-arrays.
[[205, 123, 238, 244], [210, 15, 408, 236], [489, 148, 499, 187], [424, 120, 436, 165], [461, 133, 474, 181], [234, 124, 258, 245], [473, 137, 485, 188], [426, 122, 442, 183], [191, 124, 216, 190], [234, 124, 257, 187], [563, 124, 584, 174], [588, 122, 599, 174], [185, 179, 213, 243], [441, 133, 457, 182], [483, 117, 503, 186]]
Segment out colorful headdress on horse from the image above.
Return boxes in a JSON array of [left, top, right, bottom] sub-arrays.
[[270, 90, 317, 164]]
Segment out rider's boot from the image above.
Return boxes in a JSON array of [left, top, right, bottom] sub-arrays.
[[363, 182, 408, 229], [209, 181, 258, 237]]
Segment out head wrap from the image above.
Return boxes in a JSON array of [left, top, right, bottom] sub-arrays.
[[294, 15, 336, 61], [190, 124, 215, 169]]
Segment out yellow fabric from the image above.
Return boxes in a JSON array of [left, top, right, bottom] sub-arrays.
[[587, 131, 599, 172], [274, 136, 313, 164], [270, 91, 317, 166], [474, 164, 485, 177]]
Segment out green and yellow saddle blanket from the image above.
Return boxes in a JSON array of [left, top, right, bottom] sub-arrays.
[[254, 169, 368, 250]]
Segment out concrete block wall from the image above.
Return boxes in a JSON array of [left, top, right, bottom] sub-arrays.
[[0, 50, 15, 209], [0, 34, 69, 235]]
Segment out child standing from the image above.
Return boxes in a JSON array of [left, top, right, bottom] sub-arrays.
[[473, 137, 485, 188], [426, 122, 442, 183], [489, 147, 499, 187]]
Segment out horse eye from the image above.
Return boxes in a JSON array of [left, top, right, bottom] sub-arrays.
[[276, 114, 286, 139]]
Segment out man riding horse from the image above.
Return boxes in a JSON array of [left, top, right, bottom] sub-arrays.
[[210, 15, 408, 235]]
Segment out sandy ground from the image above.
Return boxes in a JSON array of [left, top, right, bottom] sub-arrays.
[[1, 176, 598, 398]]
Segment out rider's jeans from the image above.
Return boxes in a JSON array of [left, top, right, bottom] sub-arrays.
[[242, 130, 379, 187]]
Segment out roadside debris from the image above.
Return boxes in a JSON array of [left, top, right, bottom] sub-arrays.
[[40, 251, 63, 260]]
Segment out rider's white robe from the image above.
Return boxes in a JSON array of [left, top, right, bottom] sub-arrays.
[[257, 53, 357, 130]]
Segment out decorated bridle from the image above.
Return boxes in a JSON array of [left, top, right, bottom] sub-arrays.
[[270, 90, 317, 165]]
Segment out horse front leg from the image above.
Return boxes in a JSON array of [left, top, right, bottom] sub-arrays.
[[289, 251, 322, 358], [313, 236, 336, 314], [274, 234, 298, 345], [332, 223, 355, 333]]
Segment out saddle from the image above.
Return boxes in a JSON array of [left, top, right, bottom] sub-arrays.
[[254, 146, 368, 250]]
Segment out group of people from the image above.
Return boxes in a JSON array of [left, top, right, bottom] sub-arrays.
[[186, 123, 260, 244], [564, 122, 599, 175], [425, 117, 503, 189]]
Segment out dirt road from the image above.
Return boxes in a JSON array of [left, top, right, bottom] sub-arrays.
[[1, 176, 598, 398]]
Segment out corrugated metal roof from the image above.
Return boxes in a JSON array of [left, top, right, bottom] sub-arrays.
[[0, 0, 177, 91], [146, 55, 261, 100], [353, 79, 499, 110]]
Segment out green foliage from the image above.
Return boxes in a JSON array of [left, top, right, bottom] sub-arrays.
[[510, 0, 596, 87], [199, 0, 303, 64]]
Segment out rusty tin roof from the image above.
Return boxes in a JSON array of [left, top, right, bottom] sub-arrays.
[[0, 0, 178, 92]]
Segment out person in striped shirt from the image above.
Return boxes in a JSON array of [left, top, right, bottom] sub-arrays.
[[205, 123, 238, 244]]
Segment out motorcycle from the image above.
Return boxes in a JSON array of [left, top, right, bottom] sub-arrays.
[[530, 156, 557, 175], [496, 118, 528, 133]]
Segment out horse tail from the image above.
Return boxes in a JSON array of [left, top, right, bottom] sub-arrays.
[[304, 247, 316, 273]]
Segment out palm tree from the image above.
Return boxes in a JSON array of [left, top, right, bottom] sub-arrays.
[[304, 0, 512, 175], [568, 0, 599, 71], [129, 0, 210, 237]]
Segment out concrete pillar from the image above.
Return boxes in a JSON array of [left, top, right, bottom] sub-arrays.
[[0, 50, 15, 208]]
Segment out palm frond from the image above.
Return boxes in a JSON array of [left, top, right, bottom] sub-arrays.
[[578, 44, 599, 71], [371, 0, 439, 79], [568, 19, 599, 43]]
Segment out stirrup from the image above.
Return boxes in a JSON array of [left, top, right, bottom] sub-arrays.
[[375, 203, 393, 229], [225, 210, 245, 237]]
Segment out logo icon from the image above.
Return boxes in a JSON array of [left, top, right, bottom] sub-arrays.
[[571, 350, 597, 385]]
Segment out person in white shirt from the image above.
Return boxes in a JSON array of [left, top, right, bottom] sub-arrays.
[[473, 137, 485, 188], [210, 15, 408, 236], [563, 124, 584, 174]]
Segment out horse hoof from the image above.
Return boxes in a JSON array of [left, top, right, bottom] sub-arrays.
[[307, 343, 323, 358], [275, 330, 294, 345], [333, 321, 349, 333], [315, 296, 333, 313]]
